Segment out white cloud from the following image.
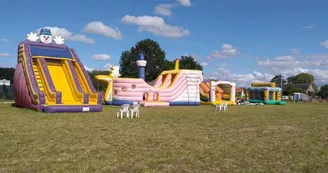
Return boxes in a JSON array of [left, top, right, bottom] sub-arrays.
[[276, 55, 295, 61], [218, 63, 229, 67], [83, 21, 123, 40], [200, 62, 208, 66], [270, 67, 328, 86], [303, 23, 315, 29], [0, 53, 9, 57], [211, 68, 274, 87], [306, 54, 328, 60], [104, 63, 112, 70], [0, 38, 8, 42], [182, 54, 198, 60], [208, 44, 240, 59], [320, 40, 328, 49], [256, 55, 328, 86], [154, 4, 174, 16], [308, 69, 328, 85], [207, 53, 328, 87], [290, 48, 300, 56], [257, 56, 325, 68], [36, 26, 95, 44], [177, 0, 191, 6], [84, 66, 93, 72], [91, 54, 111, 61], [190, 55, 198, 60], [121, 15, 190, 38], [153, 0, 191, 16]]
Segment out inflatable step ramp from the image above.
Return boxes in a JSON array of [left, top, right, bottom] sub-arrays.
[[13, 40, 103, 113], [139, 101, 169, 107]]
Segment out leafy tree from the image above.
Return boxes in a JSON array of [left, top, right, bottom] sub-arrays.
[[163, 60, 174, 71], [284, 83, 294, 95], [312, 83, 319, 93], [290, 73, 314, 84], [119, 39, 168, 82], [87, 70, 110, 91], [287, 76, 295, 84], [0, 67, 15, 84], [178, 55, 203, 71], [318, 84, 328, 99], [288, 73, 318, 93], [270, 75, 286, 87]]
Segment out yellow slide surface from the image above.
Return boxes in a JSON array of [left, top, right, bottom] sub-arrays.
[[95, 75, 113, 102], [72, 61, 98, 104], [47, 62, 81, 104], [158, 74, 171, 88], [155, 73, 179, 89]]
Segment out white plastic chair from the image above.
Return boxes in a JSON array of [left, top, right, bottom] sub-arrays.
[[213, 104, 219, 110], [130, 104, 140, 118], [214, 102, 228, 111], [214, 103, 223, 111], [222, 102, 228, 111], [117, 104, 130, 118]]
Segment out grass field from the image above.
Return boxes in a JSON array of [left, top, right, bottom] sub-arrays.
[[1, 103, 328, 173]]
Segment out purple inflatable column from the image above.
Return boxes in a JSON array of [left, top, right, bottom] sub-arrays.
[[136, 53, 147, 80]]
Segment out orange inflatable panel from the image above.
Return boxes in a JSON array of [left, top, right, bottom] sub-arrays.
[[200, 82, 210, 93], [215, 86, 224, 93], [216, 93, 222, 100], [223, 94, 230, 99]]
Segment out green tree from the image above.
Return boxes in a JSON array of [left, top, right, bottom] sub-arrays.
[[318, 84, 328, 99], [289, 73, 318, 93], [270, 75, 286, 86], [119, 39, 169, 82], [178, 55, 203, 71], [163, 60, 174, 71], [312, 83, 319, 93], [290, 73, 314, 84], [0, 67, 15, 84], [284, 83, 294, 95], [287, 76, 295, 84], [88, 70, 110, 91]]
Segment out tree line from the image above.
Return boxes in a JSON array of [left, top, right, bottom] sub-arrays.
[[270, 73, 328, 98]]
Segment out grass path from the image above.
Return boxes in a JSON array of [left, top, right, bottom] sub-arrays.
[[1, 103, 328, 172]]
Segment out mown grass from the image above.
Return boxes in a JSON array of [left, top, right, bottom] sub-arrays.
[[1, 103, 328, 172]]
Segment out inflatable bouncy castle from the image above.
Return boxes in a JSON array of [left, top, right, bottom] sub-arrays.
[[246, 82, 286, 105], [13, 28, 103, 112], [96, 54, 203, 107]]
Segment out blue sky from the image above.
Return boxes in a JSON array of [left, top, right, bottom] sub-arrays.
[[1, 0, 328, 86]]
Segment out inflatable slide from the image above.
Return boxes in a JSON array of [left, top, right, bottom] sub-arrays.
[[199, 81, 236, 105], [96, 55, 203, 107], [200, 82, 223, 102], [13, 29, 103, 112]]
